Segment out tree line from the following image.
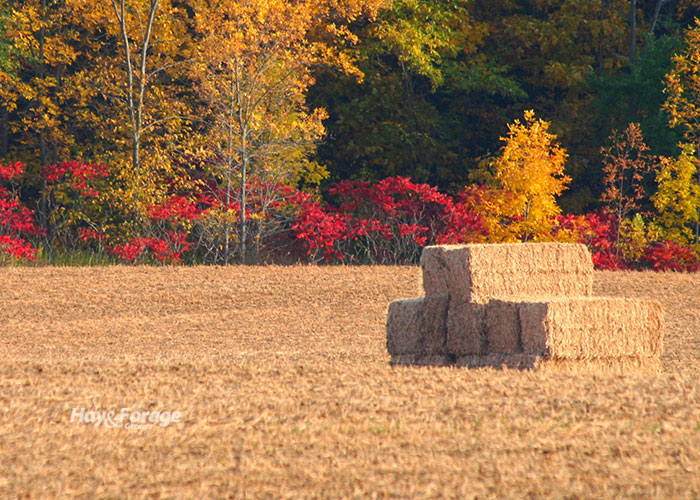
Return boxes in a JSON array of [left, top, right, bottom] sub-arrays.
[[1, 0, 700, 267]]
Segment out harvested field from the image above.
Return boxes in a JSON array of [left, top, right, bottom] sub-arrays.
[[1, 266, 700, 499]]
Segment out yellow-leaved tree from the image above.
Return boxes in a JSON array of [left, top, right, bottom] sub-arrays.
[[65, 0, 193, 236], [477, 110, 570, 242], [190, 0, 384, 263], [653, 143, 700, 243], [663, 17, 700, 241]]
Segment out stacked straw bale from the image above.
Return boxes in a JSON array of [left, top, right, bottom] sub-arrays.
[[420, 243, 593, 303], [387, 243, 665, 373]]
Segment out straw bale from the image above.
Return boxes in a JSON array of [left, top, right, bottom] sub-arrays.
[[422, 296, 450, 355], [420, 243, 593, 303], [386, 297, 449, 356], [519, 297, 664, 359], [386, 299, 423, 356], [419, 246, 452, 297], [486, 300, 522, 354], [446, 301, 487, 355]]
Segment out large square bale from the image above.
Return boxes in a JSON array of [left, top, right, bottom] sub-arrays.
[[519, 297, 664, 359], [447, 301, 487, 355], [486, 300, 521, 354], [419, 246, 451, 298], [420, 243, 593, 303], [386, 296, 449, 356]]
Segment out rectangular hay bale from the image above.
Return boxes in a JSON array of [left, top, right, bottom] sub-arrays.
[[386, 296, 449, 356], [519, 297, 664, 359], [447, 301, 487, 355], [486, 300, 522, 354], [420, 243, 594, 303]]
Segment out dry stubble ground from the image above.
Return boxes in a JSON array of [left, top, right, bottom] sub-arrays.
[[0, 266, 699, 499]]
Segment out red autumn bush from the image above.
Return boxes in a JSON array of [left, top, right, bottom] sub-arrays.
[[109, 192, 204, 264], [108, 232, 192, 264], [291, 176, 489, 264], [44, 161, 110, 198], [553, 211, 700, 271], [42, 160, 112, 253], [553, 211, 628, 270], [642, 241, 700, 271], [0, 161, 43, 262]]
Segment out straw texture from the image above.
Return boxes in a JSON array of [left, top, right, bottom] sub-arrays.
[[519, 297, 664, 359], [386, 297, 449, 356], [390, 354, 455, 366], [390, 243, 664, 374], [446, 301, 487, 355], [486, 300, 522, 354], [421, 243, 593, 303], [386, 299, 423, 356]]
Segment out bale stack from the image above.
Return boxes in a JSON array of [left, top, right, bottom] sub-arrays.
[[387, 243, 664, 373]]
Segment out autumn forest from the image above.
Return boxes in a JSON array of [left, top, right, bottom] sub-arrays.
[[2, 0, 700, 269]]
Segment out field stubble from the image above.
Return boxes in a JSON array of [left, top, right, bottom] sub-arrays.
[[1, 266, 699, 498]]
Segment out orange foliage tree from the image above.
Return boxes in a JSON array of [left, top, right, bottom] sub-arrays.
[[601, 123, 655, 220]]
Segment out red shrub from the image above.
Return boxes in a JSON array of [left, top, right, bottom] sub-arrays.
[[642, 241, 700, 272], [291, 176, 488, 264], [44, 161, 109, 198], [109, 231, 192, 264], [0, 161, 43, 262]]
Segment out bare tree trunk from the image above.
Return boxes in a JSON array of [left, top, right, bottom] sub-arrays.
[[223, 155, 232, 263], [597, 0, 610, 75], [110, 0, 159, 208], [38, 0, 50, 252], [0, 108, 8, 157], [629, 0, 637, 63], [234, 57, 249, 265], [644, 0, 672, 55]]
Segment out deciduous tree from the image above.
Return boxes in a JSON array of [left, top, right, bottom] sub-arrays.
[[485, 110, 570, 241], [653, 143, 700, 242], [664, 17, 700, 240], [191, 0, 333, 263], [600, 122, 656, 250]]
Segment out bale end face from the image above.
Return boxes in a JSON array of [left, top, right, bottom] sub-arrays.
[[386, 296, 449, 356], [447, 301, 487, 355], [420, 246, 448, 297], [486, 300, 521, 354], [386, 299, 423, 356]]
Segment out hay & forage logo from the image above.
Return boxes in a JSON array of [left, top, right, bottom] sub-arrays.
[[70, 407, 182, 429]]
